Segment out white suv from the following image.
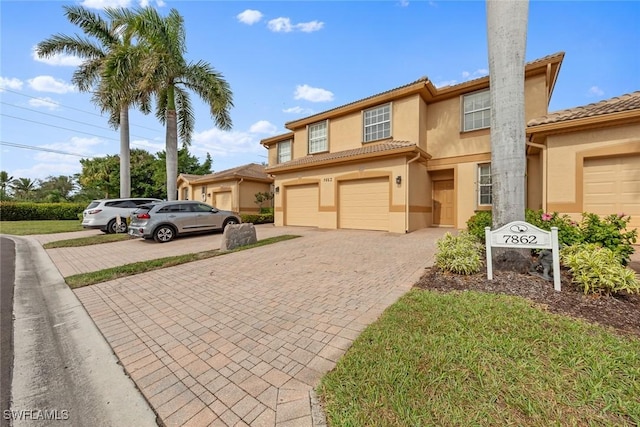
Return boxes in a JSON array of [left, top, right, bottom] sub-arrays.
[[82, 198, 162, 233]]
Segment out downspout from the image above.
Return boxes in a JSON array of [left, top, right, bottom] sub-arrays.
[[236, 178, 244, 214], [405, 153, 421, 233]]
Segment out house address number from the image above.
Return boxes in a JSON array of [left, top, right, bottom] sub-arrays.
[[323, 178, 333, 182], [501, 234, 538, 245]]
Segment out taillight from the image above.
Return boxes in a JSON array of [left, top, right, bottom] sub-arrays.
[[137, 213, 151, 219], [87, 209, 102, 214]]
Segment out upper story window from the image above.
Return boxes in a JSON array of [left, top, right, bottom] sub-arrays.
[[478, 163, 492, 206], [363, 103, 391, 142], [308, 121, 328, 154], [463, 90, 490, 132], [277, 140, 292, 164]]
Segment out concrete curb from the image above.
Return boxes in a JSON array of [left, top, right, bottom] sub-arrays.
[[9, 236, 158, 427]]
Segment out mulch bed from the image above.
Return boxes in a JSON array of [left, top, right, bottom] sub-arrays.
[[415, 267, 640, 338]]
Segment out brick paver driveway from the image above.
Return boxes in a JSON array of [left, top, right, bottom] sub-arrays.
[[71, 227, 447, 426]]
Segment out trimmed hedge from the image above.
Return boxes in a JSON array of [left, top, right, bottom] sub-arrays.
[[0, 202, 85, 221], [240, 213, 274, 225]]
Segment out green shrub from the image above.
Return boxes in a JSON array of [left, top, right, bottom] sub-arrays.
[[525, 209, 583, 247], [435, 231, 483, 275], [560, 243, 639, 296], [0, 202, 85, 221], [240, 213, 274, 225], [580, 213, 637, 265], [466, 211, 492, 242]]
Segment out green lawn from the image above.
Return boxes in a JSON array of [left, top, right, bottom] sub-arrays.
[[43, 233, 129, 248], [319, 289, 640, 426], [0, 220, 84, 235]]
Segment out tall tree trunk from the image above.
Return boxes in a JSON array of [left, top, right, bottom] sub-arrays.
[[487, 0, 530, 272], [166, 109, 178, 201], [119, 106, 131, 198]]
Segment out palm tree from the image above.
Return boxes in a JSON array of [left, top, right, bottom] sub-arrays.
[[11, 178, 37, 200], [0, 171, 13, 200], [36, 5, 149, 199], [130, 7, 233, 200], [486, 0, 529, 270]]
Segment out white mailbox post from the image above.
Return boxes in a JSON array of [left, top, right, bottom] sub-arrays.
[[485, 221, 561, 291]]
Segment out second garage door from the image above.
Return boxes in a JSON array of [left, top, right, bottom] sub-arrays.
[[214, 192, 232, 211], [285, 184, 319, 227], [584, 155, 640, 231], [339, 178, 390, 231]]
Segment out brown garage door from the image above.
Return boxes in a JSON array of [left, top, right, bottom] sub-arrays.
[[214, 192, 232, 211], [285, 184, 319, 227], [339, 178, 390, 231], [584, 155, 640, 230]]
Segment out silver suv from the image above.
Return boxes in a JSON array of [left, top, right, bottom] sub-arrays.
[[82, 198, 162, 234], [128, 200, 241, 243]]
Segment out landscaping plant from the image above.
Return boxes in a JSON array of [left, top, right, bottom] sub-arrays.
[[560, 243, 640, 296], [435, 231, 483, 274]]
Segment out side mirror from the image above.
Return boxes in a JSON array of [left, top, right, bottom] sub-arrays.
[[211, 208, 219, 213]]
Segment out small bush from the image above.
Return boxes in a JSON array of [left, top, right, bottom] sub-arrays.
[[580, 213, 637, 265], [466, 211, 492, 242], [435, 231, 483, 275], [240, 213, 274, 224], [560, 244, 640, 296], [525, 209, 583, 247], [0, 202, 85, 221]]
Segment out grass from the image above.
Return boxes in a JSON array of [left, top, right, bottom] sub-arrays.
[[0, 220, 83, 235], [65, 235, 300, 289], [319, 289, 640, 426], [44, 233, 130, 248]]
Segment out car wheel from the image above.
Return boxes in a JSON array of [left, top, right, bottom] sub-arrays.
[[223, 218, 239, 229], [153, 225, 175, 243], [107, 218, 128, 234]]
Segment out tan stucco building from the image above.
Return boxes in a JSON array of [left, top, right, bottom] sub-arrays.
[[259, 51, 639, 233], [177, 163, 273, 214]]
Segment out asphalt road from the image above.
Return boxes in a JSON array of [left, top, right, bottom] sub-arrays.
[[5, 236, 157, 427], [1, 237, 15, 427]]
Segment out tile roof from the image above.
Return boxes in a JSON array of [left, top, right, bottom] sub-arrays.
[[187, 163, 272, 183], [527, 91, 640, 127], [266, 141, 419, 171]]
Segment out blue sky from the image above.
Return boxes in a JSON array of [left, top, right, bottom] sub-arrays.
[[1, 0, 639, 182]]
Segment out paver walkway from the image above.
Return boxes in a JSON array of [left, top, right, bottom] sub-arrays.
[[56, 227, 447, 426]]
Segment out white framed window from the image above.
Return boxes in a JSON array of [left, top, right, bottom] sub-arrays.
[[363, 103, 391, 142], [277, 140, 292, 164], [308, 121, 328, 154], [182, 187, 189, 200], [201, 185, 207, 201], [463, 90, 490, 132], [478, 163, 492, 206]]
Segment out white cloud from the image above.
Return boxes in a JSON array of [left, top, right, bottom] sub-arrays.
[[587, 86, 604, 97], [0, 77, 23, 91], [249, 120, 277, 134], [130, 138, 165, 153], [192, 127, 265, 159], [268, 17, 324, 33], [31, 47, 84, 67], [434, 79, 458, 88], [294, 84, 334, 102], [28, 97, 60, 110], [237, 9, 263, 25], [461, 69, 488, 80], [296, 21, 324, 33], [28, 76, 76, 94], [283, 106, 314, 115], [399, 0, 410, 7]]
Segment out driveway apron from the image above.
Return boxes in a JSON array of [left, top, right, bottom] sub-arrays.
[[69, 227, 446, 426]]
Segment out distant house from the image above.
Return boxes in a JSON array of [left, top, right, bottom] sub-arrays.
[[260, 52, 639, 233], [177, 163, 273, 214]]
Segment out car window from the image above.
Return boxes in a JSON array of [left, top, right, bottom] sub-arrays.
[[86, 201, 100, 209], [193, 203, 213, 213], [135, 199, 158, 205]]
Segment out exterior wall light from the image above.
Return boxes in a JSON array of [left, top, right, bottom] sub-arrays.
[[396, 176, 402, 185], [275, 186, 280, 193]]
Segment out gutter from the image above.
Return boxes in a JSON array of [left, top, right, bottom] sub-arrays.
[[236, 178, 244, 214]]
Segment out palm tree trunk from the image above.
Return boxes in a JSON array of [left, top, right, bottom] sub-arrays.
[[119, 106, 131, 198], [487, 0, 530, 272], [166, 109, 178, 201]]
